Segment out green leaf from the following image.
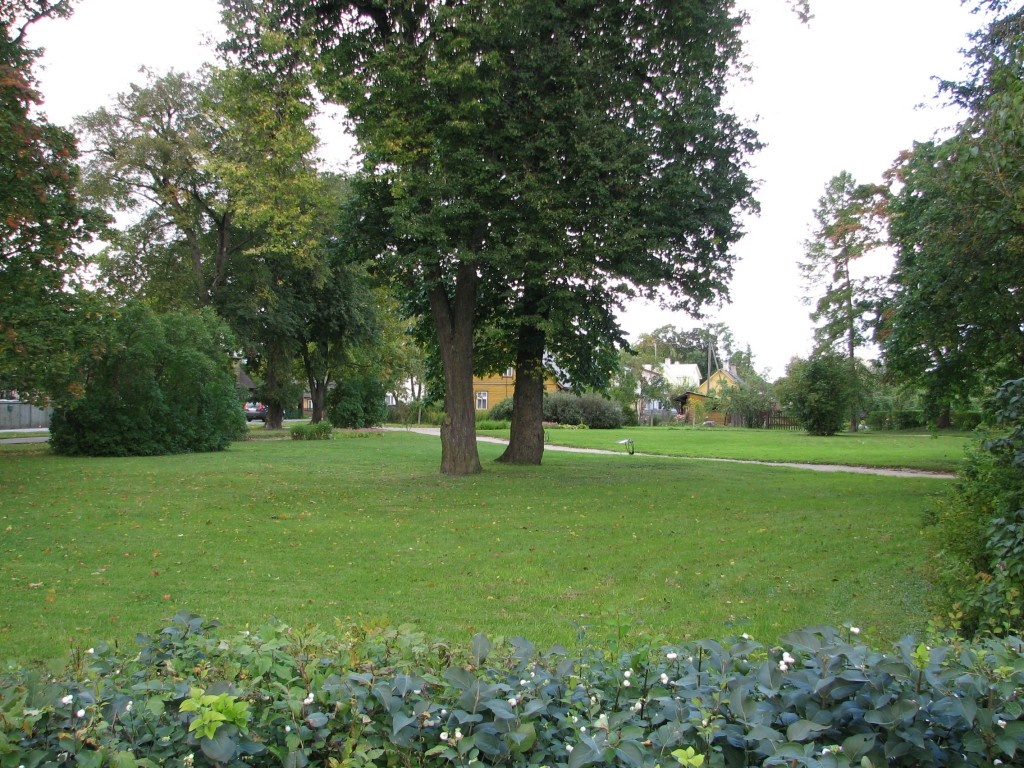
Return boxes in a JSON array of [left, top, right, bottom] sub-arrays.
[[786, 719, 830, 742], [444, 667, 477, 691], [109, 751, 138, 768], [305, 712, 329, 729], [392, 712, 417, 737], [842, 732, 875, 758], [200, 727, 239, 764], [568, 740, 603, 768], [863, 699, 918, 727], [510, 721, 536, 753], [471, 632, 491, 664], [75, 750, 104, 768]]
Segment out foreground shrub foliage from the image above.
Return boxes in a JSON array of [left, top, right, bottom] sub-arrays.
[[928, 377, 1024, 637], [2, 614, 1022, 767]]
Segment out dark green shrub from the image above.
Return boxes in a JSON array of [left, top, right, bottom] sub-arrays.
[[290, 422, 334, 440], [488, 397, 515, 421], [620, 402, 639, 426], [777, 354, 855, 436], [2, 612, 1022, 768], [953, 410, 984, 431], [544, 392, 623, 429], [326, 375, 388, 428], [927, 378, 1024, 637], [50, 304, 245, 456], [866, 409, 890, 430], [544, 392, 584, 425], [894, 409, 925, 430]]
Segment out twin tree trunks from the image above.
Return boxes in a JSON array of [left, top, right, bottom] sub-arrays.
[[428, 264, 547, 475]]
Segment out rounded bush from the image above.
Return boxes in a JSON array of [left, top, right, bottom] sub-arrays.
[[326, 375, 388, 428], [544, 392, 623, 429], [50, 304, 246, 456], [488, 397, 515, 421], [778, 354, 854, 436]]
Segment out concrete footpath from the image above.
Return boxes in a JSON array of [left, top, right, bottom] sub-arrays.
[[0, 429, 49, 445], [385, 426, 956, 480]]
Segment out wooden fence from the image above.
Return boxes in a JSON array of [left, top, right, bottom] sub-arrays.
[[761, 411, 800, 430]]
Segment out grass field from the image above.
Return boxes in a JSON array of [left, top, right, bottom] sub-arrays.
[[474, 425, 973, 473], [0, 429, 954, 663]]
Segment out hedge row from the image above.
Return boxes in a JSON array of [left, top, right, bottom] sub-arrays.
[[1, 613, 1022, 767]]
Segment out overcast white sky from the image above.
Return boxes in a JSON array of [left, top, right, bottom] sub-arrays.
[[27, 0, 982, 378]]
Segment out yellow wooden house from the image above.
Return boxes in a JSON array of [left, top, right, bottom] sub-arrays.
[[673, 366, 743, 425], [697, 367, 743, 396], [472, 368, 562, 411]]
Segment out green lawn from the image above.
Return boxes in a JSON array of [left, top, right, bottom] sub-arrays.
[[0, 431, 950, 663], [475, 425, 973, 473]]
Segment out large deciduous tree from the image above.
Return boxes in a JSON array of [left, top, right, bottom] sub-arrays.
[[223, 0, 759, 474], [78, 59, 381, 429], [881, 3, 1024, 422], [801, 171, 886, 432], [76, 69, 241, 309], [1, 1, 100, 403]]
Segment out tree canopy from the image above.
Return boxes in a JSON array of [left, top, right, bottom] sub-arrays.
[[1, 0, 100, 403], [223, 0, 760, 474], [77, 62, 383, 429], [880, 3, 1024, 419]]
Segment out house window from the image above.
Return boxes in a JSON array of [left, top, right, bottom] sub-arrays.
[[476, 390, 489, 410]]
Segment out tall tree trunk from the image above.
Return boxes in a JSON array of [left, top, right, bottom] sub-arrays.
[[300, 347, 328, 424], [262, 342, 289, 430], [846, 270, 859, 434], [428, 261, 481, 476], [309, 383, 326, 424], [498, 323, 546, 465]]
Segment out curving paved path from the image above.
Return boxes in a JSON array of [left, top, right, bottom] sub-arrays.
[[386, 427, 955, 480]]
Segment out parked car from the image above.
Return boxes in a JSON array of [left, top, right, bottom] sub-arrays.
[[244, 402, 268, 422]]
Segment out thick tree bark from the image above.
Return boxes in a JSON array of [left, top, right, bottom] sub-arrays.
[[300, 347, 328, 424], [498, 323, 546, 465], [309, 384, 326, 424], [262, 343, 289, 430], [428, 261, 482, 476]]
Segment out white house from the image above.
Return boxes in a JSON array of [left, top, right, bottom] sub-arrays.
[[660, 359, 702, 390], [638, 358, 704, 418]]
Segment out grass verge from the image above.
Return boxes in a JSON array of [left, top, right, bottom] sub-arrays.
[[0, 432, 946, 662]]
